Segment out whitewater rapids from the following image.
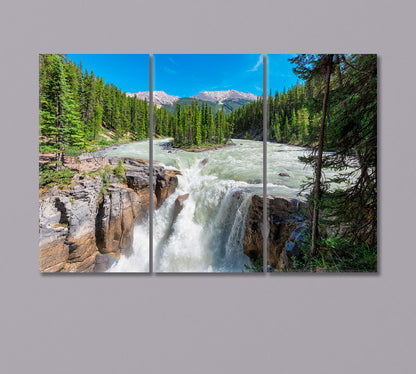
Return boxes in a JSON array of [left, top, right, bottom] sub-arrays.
[[101, 138, 340, 272]]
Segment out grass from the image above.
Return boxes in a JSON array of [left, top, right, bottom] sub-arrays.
[[97, 138, 118, 147]]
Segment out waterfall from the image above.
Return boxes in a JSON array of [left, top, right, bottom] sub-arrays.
[[107, 216, 150, 272], [153, 181, 253, 273], [103, 138, 330, 272]]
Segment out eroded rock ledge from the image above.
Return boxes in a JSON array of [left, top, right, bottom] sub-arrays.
[[39, 156, 178, 273], [243, 194, 310, 271]]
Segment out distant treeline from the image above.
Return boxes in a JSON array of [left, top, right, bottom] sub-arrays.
[[231, 84, 314, 145], [168, 102, 231, 147]]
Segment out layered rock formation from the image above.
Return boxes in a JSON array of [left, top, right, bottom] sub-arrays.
[[243, 194, 310, 271], [39, 156, 178, 273]]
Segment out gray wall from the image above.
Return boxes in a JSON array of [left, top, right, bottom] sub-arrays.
[[1, 1, 414, 373]]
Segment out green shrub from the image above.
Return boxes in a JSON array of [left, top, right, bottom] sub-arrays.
[[113, 160, 126, 183], [243, 254, 263, 273], [39, 143, 58, 154], [39, 164, 76, 188], [97, 165, 112, 199], [290, 232, 377, 273], [63, 145, 83, 157], [101, 165, 111, 186]]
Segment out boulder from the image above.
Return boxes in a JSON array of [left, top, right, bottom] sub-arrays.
[[168, 194, 189, 235], [155, 170, 179, 208], [125, 166, 152, 191], [172, 194, 189, 224], [123, 159, 176, 210], [243, 195, 309, 271], [110, 157, 149, 167], [259, 265, 276, 273]]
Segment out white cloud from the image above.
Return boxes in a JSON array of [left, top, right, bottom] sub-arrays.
[[168, 57, 178, 66], [248, 55, 263, 72], [164, 66, 177, 74]]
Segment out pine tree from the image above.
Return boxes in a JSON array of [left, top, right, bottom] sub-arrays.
[[175, 104, 182, 146], [193, 102, 202, 145], [297, 107, 309, 143], [273, 114, 281, 142], [39, 54, 85, 165], [207, 106, 214, 142]]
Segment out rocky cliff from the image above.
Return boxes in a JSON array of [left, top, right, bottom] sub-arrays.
[[243, 194, 310, 271], [39, 156, 178, 272]]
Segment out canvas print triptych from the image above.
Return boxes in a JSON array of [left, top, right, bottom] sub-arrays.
[[39, 54, 377, 273]]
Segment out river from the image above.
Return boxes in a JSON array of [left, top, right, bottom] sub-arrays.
[[101, 139, 331, 273]]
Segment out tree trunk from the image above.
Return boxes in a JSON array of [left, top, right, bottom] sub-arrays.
[[355, 148, 371, 188], [311, 55, 333, 255]]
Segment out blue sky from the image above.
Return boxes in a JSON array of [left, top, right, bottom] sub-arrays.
[[66, 54, 302, 97], [154, 54, 263, 97], [268, 54, 302, 94], [67, 54, 149, 93]]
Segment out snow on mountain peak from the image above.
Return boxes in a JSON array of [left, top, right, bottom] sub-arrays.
[[126, 91, 179, 106], [190, 89, 258, 103], [126, 89, 258, 107]]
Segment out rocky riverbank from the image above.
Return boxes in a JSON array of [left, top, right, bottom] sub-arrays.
[[243, 194, 310, 271], [40, 150, 312, 273], [39, 155, 178, 272]]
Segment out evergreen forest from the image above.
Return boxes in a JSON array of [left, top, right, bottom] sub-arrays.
[[39, 54, 236, 154], [40, 54, 152, 158], [39, 53, 377, 271]]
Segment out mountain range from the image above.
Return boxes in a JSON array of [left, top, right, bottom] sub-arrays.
[[126, 89, 259, 113]]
